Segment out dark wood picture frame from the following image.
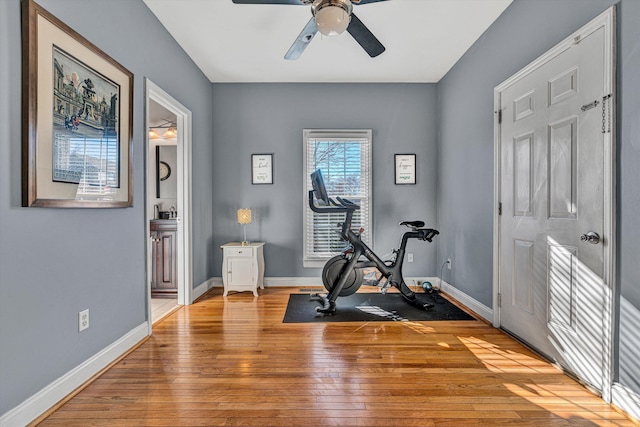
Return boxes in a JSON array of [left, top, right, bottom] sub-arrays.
[[394, 154, 417, 185], [22, 0, 133, 207], [251, 153, 274, 185]]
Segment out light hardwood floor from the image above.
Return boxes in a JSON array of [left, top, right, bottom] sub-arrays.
[[37, 287, 638, 426], [151, 298, 179, 325]]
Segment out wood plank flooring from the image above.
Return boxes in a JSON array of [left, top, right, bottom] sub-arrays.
[[38, 287, 638, 426]]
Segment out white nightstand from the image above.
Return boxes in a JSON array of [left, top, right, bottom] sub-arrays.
[[220, 242, 265, 297]]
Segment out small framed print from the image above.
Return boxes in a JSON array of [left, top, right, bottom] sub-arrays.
[[395, 154, 416, 185], [251, 153, 273, 185]]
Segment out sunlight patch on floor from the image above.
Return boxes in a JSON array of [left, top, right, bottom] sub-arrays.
[[459, 335, 556, 374], [502, 383, 632, 425]]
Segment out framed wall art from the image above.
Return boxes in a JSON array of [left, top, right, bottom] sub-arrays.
[[22, 0, 133, 207], [251, 153, 273, 185], [395, 154, 416, 185]]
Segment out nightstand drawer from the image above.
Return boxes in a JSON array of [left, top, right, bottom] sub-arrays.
[[226, 247, 252, 257]]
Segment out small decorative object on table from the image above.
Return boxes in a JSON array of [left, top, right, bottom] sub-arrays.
[[237, 208, 252, 246]]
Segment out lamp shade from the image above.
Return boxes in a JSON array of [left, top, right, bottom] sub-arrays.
[[315, 5, 350, 36], [163, 127, 177, 139], [148, 129, 161, 140], [237, 208, 252, 225]]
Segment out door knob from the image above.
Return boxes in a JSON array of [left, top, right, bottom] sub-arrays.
[[580, 231, 601, 245]]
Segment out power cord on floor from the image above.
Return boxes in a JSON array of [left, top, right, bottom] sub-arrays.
[[412, 262, 449, 305], [426, 260, 451, 304], [411, 260, 447, 293], [439, 259, 448, 291]]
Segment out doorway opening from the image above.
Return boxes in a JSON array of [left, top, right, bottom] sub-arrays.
[[145, 79, 193, 328]]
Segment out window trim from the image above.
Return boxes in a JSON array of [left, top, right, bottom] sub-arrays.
[[302, 129, 373, 268]]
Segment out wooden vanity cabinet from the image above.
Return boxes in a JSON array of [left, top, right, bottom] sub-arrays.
[[151, 220, 177, 298]]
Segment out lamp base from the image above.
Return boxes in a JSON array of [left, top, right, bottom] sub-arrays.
[[241, 225, 249, 246]]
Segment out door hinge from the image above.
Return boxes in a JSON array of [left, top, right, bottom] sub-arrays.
[[498, 202, 502, 216], [497, 293, 502, 308], [497, 109, 503, 124]]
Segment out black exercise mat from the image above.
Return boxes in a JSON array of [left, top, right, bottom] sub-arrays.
[[283, 292, 476, 323]]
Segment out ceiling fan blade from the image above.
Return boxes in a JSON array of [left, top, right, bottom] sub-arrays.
[[352, 0, 388, 4], [346, 13, 385, 58], [285, 17, 318, 60], [232, 0, 305, 4]]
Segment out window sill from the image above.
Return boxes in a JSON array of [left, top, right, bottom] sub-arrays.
[[303, 259, 329, 269]]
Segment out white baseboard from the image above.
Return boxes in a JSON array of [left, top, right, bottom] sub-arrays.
[[264, 277, 323, 287], [612, 383, 640, 421], [192, 277, 220, 301], [438, 279, 493, 322], [199, 277, 325, 289], [0, 322, 149, 427], [200, 276, 441, 290]]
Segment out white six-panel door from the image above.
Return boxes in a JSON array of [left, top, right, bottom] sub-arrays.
[[495, 8, 615, 394]]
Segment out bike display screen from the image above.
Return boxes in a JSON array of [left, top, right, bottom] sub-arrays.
[[311, 169, 330, 206]]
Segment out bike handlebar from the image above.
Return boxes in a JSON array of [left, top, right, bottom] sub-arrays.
[[308, 190, 359, 214], [309, 190, 439, 243], [418, 228, 439, 242], [336, 197, 360, 210]]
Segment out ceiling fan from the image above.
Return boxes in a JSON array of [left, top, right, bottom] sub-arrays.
[[231, 0, 387, 60]]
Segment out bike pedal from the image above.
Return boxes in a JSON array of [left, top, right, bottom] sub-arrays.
[[423, 302, 435, 311], [316, 305, 336, 314]]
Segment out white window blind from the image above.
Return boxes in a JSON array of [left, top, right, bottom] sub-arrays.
[[53, 134, 120, 197], [303, 130, 372, 268]]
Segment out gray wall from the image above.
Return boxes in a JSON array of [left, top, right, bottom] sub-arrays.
[[615, 0, 640, 395], [0, 0, 214, 414], [437, 0, 640, 395], [212, 83, 438, 278]]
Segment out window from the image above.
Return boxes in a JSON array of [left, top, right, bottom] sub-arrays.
[[303, 129, 372, 267]]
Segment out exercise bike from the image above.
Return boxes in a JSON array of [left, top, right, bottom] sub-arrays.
[[308, 169, 439, 314]]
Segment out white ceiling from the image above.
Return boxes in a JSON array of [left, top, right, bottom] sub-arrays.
[[143, 0, 512, 83], [149, 100, 176, 127]]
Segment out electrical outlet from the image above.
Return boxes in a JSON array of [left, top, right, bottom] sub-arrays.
[[446, 258, 452, 270], [79, 309, 89, 332], [407, 253, 414, 263]]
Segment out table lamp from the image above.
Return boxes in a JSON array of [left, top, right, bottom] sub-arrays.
[[237, 208, 252, 246]]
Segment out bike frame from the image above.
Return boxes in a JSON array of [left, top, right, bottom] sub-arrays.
[[308, 189, 438, 312], [327, 208, 432, 307]]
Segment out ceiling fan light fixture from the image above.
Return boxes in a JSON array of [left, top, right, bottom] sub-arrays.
[[314, 0, 352, 37]]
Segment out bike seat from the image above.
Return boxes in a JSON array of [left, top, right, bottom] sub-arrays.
[[400, 220, 425, 229]]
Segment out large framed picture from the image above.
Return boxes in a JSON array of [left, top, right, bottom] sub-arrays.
[[395, 154, 416, 185], [22, 0, 133, 208], [251, 153, 273, 185]]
